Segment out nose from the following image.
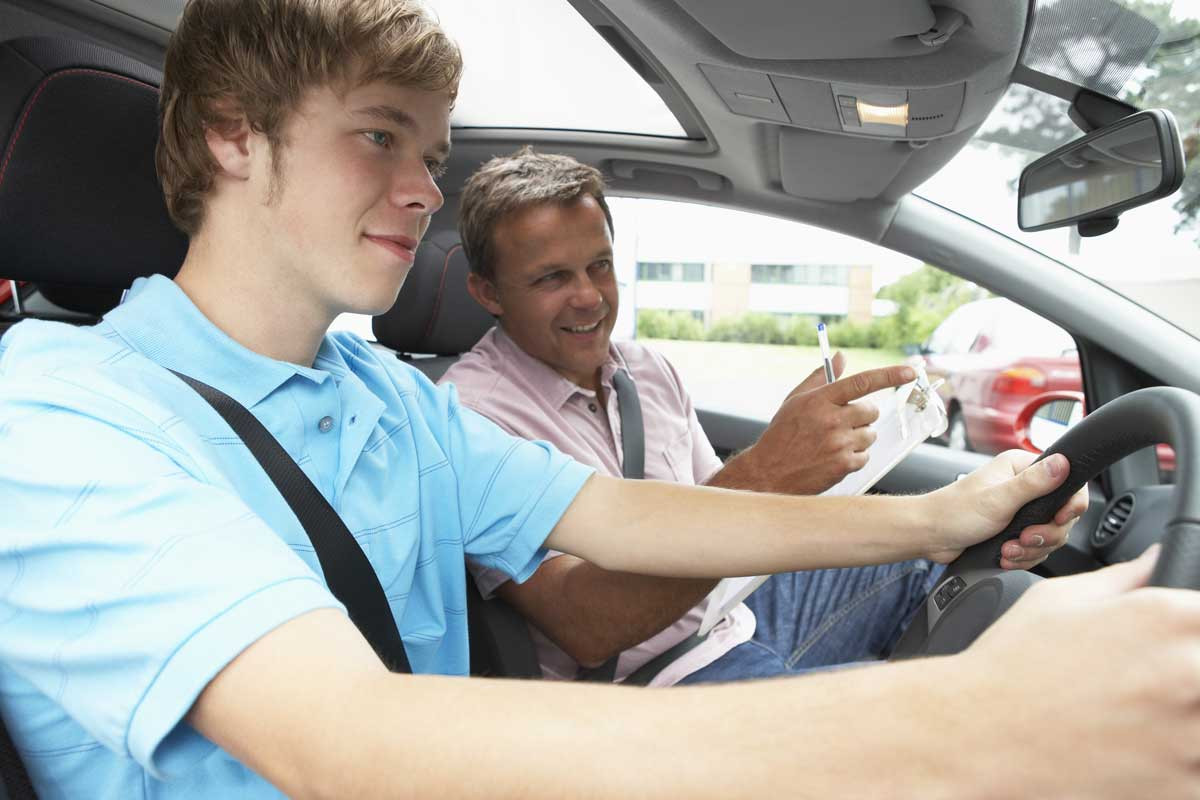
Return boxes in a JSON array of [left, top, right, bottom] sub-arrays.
[[390, 160, 445, 218], [570, 275, 604, 309]]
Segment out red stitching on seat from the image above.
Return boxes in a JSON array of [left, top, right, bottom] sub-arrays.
[[0, 68, 158, 197], [423, 243, 462, 342]]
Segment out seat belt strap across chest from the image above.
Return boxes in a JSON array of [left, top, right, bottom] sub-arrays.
[[171, 371, 412, 674], [611, 368, 645, 481], [581, 364, 712, 686], [578, 366, 645, 683]]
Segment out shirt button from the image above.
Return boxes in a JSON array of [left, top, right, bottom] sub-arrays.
[[588, 403, 598, 413], [318, 416, 335, 433]]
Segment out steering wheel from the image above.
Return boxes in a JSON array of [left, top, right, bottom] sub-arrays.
[[891, 385, 1200, 659]]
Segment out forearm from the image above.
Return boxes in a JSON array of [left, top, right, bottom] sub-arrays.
[[272, 657, 972, 799], [191, 609, 994, 799], [498, 555, 715, 667], [548, 475, 936, 578]]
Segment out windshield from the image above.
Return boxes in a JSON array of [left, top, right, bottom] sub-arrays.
[[919, 0, 1200, 338]]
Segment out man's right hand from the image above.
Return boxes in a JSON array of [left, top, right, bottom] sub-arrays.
[[955, 545, 1200, 796], [712, 354, 917, 495]]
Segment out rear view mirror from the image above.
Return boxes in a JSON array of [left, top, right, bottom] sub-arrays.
[[1017, 109, 1185, 236]]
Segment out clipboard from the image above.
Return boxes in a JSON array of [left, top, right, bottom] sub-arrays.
[[698, 367, 949, 636]]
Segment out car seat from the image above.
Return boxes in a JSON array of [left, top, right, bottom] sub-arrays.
[[0, 37, 187, 329], [370, 228, 495, 380]]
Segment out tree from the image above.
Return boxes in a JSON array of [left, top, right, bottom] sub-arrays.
[[873, 265, 989, 346]]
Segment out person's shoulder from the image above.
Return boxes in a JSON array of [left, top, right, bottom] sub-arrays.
[[438, 330, 509, 407], [1, 318, 127, 372], [1, 318, 169, 401], [615, 338, 686, 393], [0, 320, 213, 461]]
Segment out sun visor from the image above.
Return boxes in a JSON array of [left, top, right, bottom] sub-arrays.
[[677, 0, 943, 60], [778, 128, 910, 202]]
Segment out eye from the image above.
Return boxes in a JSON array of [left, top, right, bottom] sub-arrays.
[[591, 259, 613, 273], [536, 271, 567, 286], [363, 130, 392, 148]]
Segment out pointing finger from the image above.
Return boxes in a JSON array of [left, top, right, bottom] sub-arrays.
[[824, 365, 916, 405], [789, 351, 850, 398]]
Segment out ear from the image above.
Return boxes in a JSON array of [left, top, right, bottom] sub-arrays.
[[466, 272, 505, 317], [204, 108, 256, 181]]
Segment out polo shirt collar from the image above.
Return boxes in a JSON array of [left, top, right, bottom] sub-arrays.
[[104, 274, 341, 409], [491, 324, 629, 411]]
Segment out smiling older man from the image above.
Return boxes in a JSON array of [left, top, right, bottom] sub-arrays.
[[442, 147, 962, 686]]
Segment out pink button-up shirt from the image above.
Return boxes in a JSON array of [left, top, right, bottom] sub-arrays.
[[441, 326, 754, 686]]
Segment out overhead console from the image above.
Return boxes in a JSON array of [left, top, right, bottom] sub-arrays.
[[700, 64, 971, 141], [684, 0, 1021, 144]]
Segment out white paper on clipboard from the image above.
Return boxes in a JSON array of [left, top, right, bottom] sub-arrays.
[[697, 368, 949, 636]]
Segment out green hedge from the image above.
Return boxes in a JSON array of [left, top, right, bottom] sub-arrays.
[[636, 265, 988, 350], [635, 309, 705, 341]]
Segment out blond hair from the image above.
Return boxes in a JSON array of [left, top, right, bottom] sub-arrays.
[[156, 0, 462, 235], [458, 147, 614, 281]]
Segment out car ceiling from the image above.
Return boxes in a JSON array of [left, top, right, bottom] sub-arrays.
[[5, 0, 1200, 396], [1, 0, 1028, 243]]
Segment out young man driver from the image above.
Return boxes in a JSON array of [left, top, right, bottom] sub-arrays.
[[0, 1, 1195, 798], [444, 148, 945, 686]]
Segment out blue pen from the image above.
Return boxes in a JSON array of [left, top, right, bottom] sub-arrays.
[[817, 323, 835, 384]]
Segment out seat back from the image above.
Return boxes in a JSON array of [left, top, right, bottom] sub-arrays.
[[371, 228, 495, 380], [0, 37, 186, 315]]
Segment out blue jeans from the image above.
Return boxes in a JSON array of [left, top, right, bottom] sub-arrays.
[[677, 560, 944, 684]]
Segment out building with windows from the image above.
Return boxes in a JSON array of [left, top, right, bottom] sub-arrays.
[[634, 259, 877, 328], [609, 198, 918, 338], [633, 260, 878, 328]]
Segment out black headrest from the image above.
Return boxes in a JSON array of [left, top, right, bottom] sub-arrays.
[[0, 38, 186, 313], [372, 228, 495, 356]]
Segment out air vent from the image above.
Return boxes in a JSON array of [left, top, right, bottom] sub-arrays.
[[1092, 493, 1135, 547]]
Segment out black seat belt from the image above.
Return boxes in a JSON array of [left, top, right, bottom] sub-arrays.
[[172, 371, 412, 674]]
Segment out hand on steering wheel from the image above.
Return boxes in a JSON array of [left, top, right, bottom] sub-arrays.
[[925, 450, 1089, 569], [893, 385, 1200, 660]]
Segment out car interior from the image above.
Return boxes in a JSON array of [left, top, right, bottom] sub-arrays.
[[0, 0, 1197, 795]]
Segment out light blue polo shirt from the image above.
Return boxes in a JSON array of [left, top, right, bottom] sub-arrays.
[[0, 274, 594, 799]]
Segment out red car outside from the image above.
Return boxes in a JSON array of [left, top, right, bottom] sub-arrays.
[[912, 297, 1081, 455]]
